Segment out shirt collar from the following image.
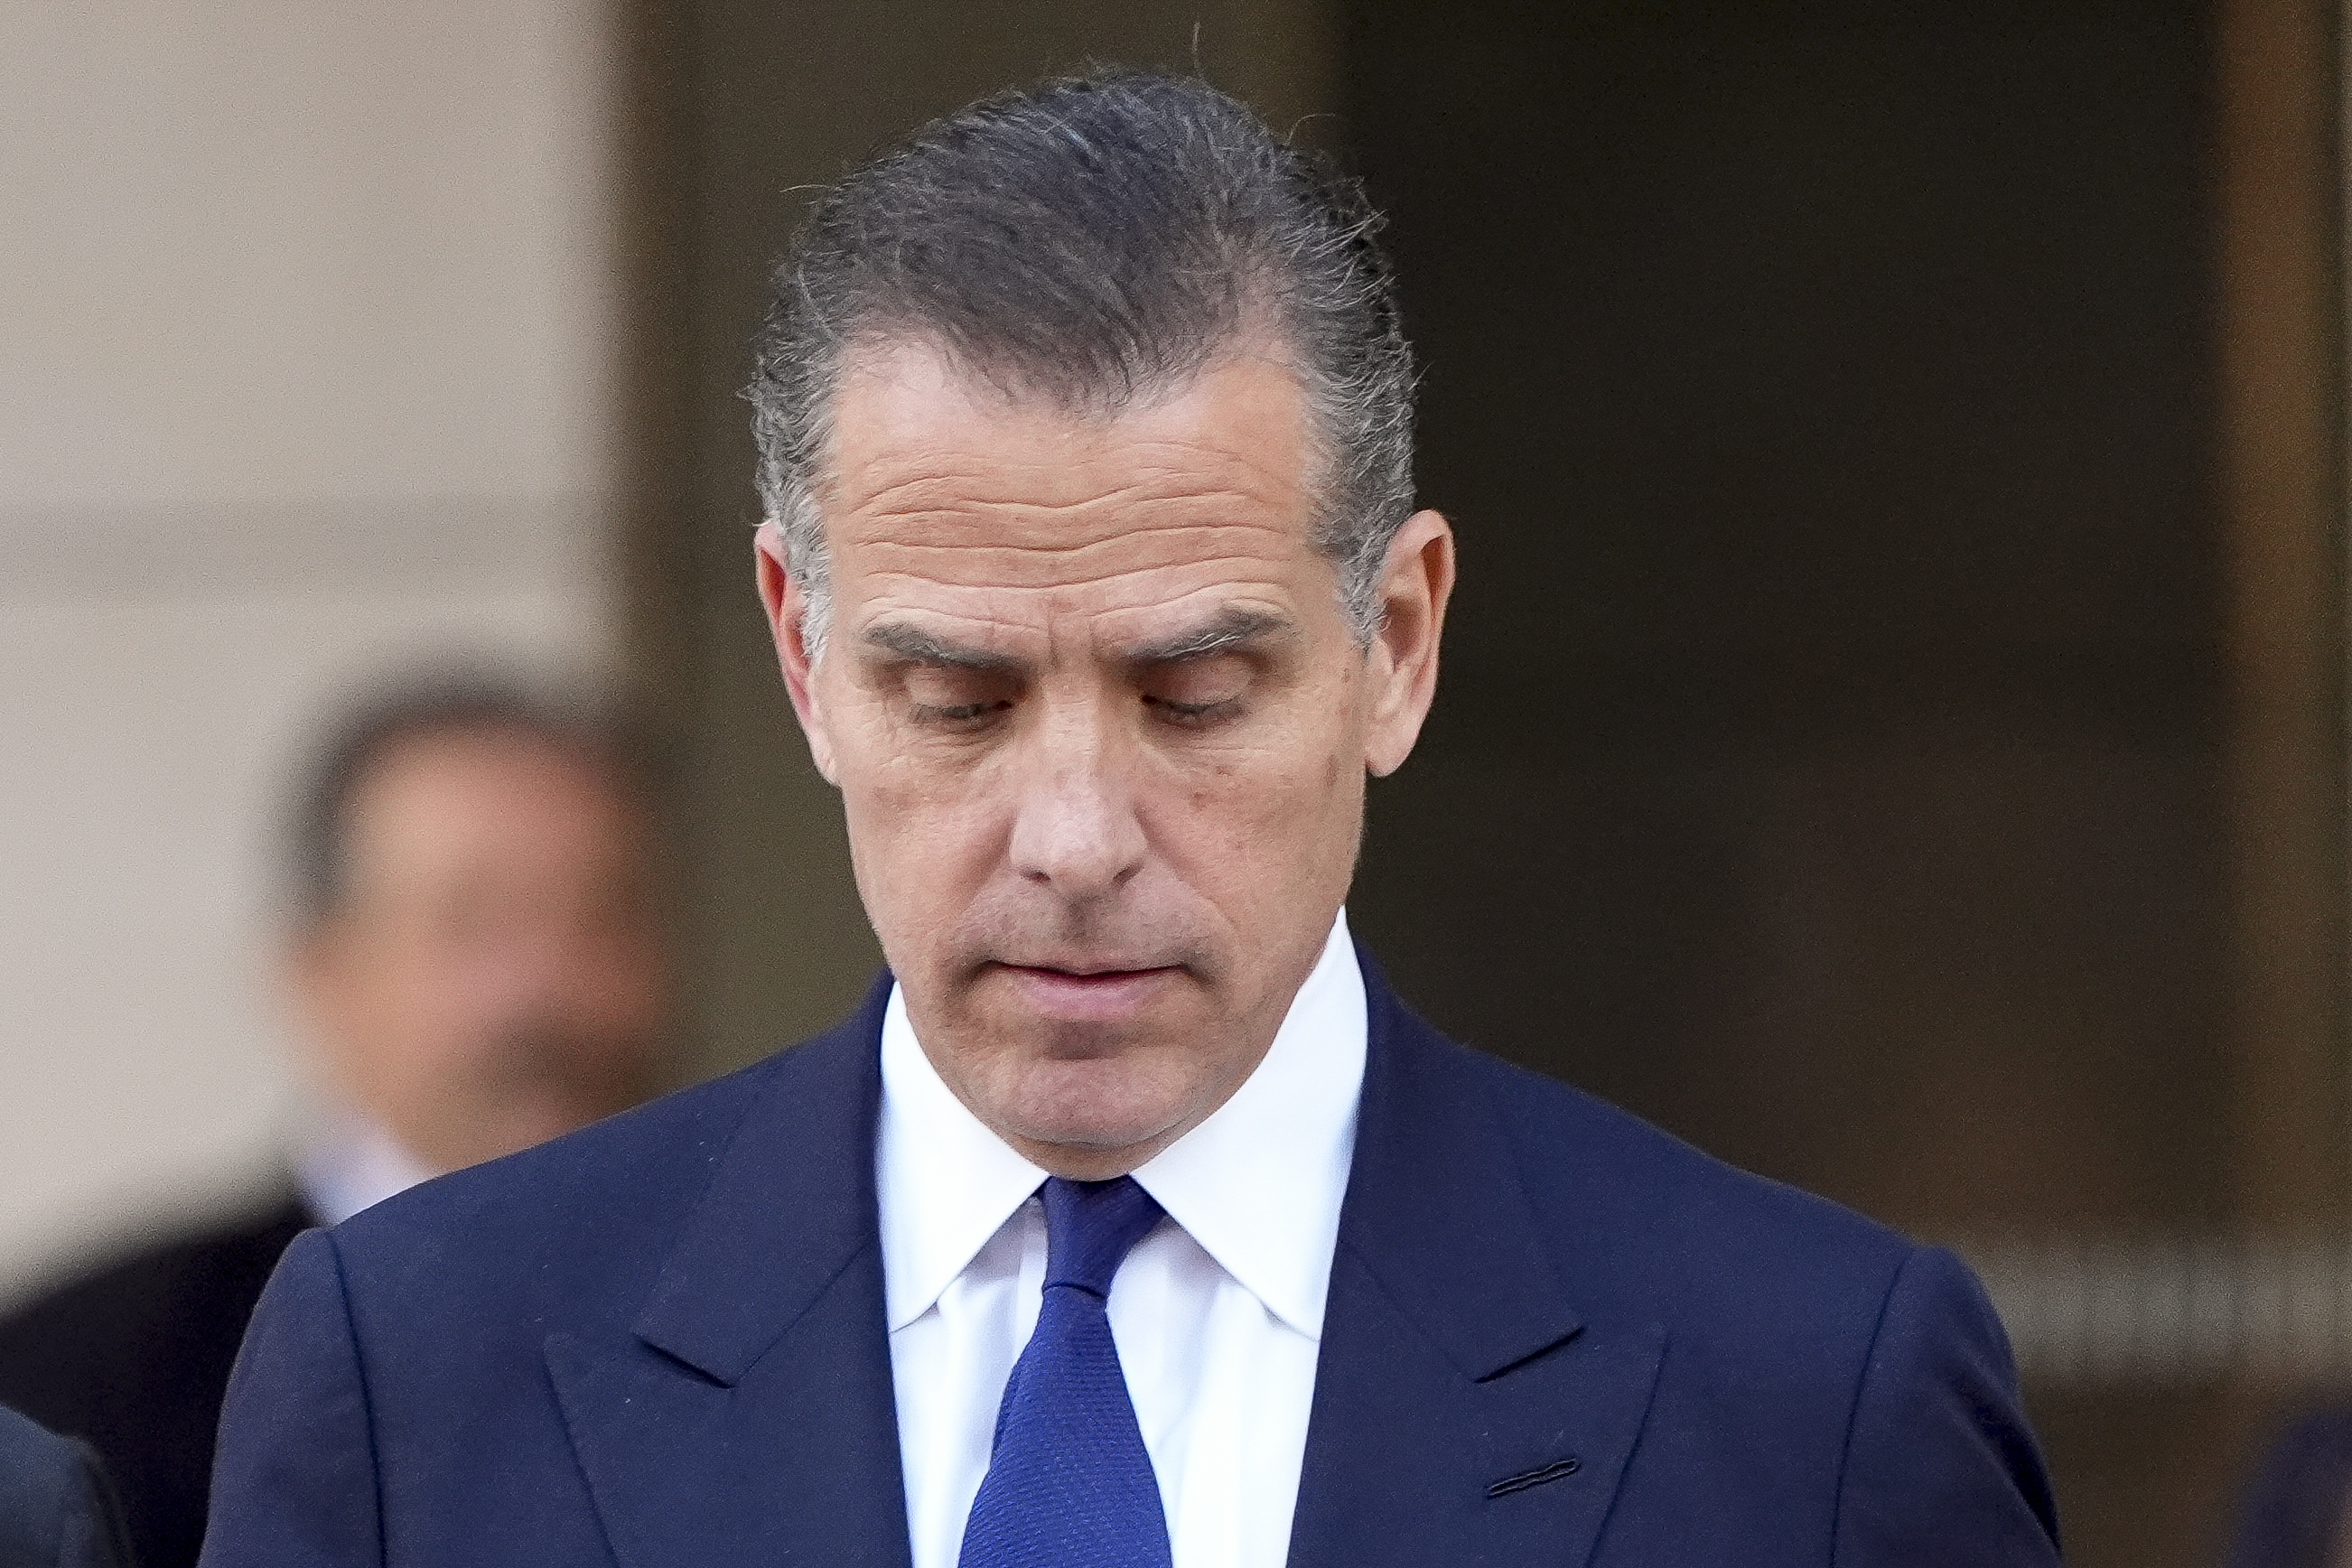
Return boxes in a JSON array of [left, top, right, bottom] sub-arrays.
[[1130, 913, 1364, 1338], [877, 982, 1050, 1331], [875, 911, 1367, 1339], [293, 1108, 441, 1227]]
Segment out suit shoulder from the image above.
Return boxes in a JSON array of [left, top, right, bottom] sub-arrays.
[[341, 1046, 789, 1251], [329, 1015, 874, 1301], [1430, 1028, 1917, 1309], [307, 1058, 779, 1339]]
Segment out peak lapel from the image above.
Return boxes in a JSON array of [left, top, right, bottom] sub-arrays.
[[546, 978, 914, 1568], [1287, 959, 1664, 1568]]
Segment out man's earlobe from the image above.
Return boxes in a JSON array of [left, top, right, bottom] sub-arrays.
[[753, 522, 840, 785]]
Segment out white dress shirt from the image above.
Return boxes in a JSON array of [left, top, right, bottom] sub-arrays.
[[292, 1108, 439, 1226], [878, 912, 1367, 1568]]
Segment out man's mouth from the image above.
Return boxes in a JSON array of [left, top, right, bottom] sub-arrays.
[[989, 962, 1183, 1022]]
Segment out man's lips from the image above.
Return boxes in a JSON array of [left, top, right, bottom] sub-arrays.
[[994, 961, 1180, 978], [988, 962, 1184, 1022]]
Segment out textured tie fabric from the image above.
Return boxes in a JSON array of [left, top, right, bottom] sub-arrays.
[[958, 1175, 1174, 1568]]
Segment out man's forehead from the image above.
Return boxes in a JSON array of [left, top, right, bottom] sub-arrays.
[[823, 335, 1315, 518], [809, 337, 1330, 624]]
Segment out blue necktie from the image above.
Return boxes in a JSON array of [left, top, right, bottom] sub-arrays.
[[958, 1175, 1174, 1568]]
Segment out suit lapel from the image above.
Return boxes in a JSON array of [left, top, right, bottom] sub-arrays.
[[538, 957, 1664, 1567], [1287, 959, 1665, 1568], [546, 977, 914, 1568]]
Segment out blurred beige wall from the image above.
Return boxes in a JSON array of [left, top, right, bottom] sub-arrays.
[[0, 1, 623, 1296]]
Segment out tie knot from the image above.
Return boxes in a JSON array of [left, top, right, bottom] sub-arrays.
[[1039, 1175, 1164, 1298]]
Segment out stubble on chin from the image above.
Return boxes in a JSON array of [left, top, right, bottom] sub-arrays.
[[910, 948, 1235, 1154]]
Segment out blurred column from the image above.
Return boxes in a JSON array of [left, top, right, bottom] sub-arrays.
[[2217, 0, 2347, 1233]]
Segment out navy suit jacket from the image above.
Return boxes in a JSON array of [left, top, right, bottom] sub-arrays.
[[201, 962, 2060, 1566], [0, 1405, 135, 1568]]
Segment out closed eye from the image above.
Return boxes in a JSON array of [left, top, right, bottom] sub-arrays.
[[902, 665, 1019, 728], [913, 696, 1014, 725], [1137, 650, 1252, 728], [1142, 692, 1239, 727]]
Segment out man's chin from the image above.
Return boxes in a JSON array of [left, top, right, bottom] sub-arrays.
[[975, 1057, 1200, 1163], [995, 1111, 1188, 1177]]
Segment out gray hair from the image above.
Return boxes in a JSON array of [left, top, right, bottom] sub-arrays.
[[746, 71, 1417, 659]]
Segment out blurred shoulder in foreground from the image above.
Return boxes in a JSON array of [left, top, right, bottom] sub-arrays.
[[0, 1404, 134, 1568], [2229, 1406, 2352, 1568], [0, 1197, 298, 1568]]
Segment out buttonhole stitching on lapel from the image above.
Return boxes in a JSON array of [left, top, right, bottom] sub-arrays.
[[1486, 1457, 1581, 1498]]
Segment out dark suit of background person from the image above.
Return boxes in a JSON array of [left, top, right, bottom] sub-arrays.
[[0, 1205, 296, 1568], [0, 1405, 134, 1568], [0, 676, 673, 1568], [201, 74, 2060, 1566]]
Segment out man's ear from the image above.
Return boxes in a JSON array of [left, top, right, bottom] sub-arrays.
[[754, 521, 840, 784], [1362, 509, 1454, 779]]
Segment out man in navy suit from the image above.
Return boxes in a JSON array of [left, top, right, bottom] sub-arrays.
[[0, 1406, 133, 1568], [202, 71, 2061, 1566]]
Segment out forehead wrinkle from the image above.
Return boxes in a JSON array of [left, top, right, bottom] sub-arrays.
[[851, 488, 1282, 536], [840, 465, 1300, 536], [846, 555, 1298, 615], [841, 519, 1305, 570]]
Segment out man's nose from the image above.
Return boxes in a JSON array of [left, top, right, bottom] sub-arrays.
[[1006, 700, 1147, 901]]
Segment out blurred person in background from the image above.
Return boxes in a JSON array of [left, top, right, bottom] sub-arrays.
[[0, 671, 675, 1568], [0, 1405, 133, 1568]]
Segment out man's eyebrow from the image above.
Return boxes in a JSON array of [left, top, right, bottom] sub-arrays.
[[1124, 607, 1292, 665], [858, 621, 1021, 671]]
